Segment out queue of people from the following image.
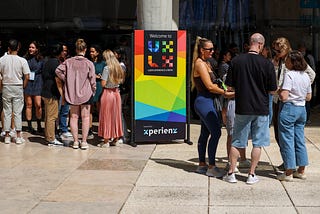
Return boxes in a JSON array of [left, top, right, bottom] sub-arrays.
[[0, 33, 316, 184], [192, 33, 316, 184], [0, 37, 133, 148]]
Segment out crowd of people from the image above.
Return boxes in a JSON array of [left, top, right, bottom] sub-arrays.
[[192, 32, 316, 184], [0, 32, 316, 184], [0, 37, 135, 149]]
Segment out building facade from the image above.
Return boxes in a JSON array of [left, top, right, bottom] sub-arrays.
[[0, 0, 319, 61]]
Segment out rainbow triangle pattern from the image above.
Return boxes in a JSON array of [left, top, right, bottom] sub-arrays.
[[134, 30, 186, 123]]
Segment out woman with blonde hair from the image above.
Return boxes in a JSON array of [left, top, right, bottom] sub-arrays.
[[55, 38, 96, 150], [98, 49, 125, 147], [191, 36, 234, 177], [271, 37, 292, 150], [272, 37, 315, 170]]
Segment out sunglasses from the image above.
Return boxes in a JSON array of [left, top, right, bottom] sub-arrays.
[[203, 47, 214, 52]]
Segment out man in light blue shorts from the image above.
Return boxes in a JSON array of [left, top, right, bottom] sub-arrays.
[[223, 33, 277, 184], [225, 99, 251, 172]]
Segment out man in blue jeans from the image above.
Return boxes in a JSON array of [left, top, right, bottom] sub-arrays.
[[223, 33, 277, 184], [55, 43, 73, 141], [59, 102, 72, 139]]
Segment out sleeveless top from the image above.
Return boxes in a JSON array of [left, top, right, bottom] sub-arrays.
[[194, 71, 217, 93], [194, 70, 222, 111]]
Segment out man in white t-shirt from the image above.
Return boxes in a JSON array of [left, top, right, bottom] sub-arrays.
[[0, 39, 30, 144]]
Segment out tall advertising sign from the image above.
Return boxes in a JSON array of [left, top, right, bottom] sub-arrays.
[[133, 30, 187, 142]]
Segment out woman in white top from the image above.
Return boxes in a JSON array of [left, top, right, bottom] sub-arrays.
[[98, 50, 125, 147], [277, 50, 312, 182]]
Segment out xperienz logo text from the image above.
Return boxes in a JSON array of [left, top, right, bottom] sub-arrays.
[[143, 127, 178, 136]]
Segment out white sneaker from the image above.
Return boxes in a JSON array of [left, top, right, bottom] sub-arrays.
[[246, 174, 259, 184], [293, 171, 307, 180], [117, 138, 124, 144], [97, 142, 110, 148], [73, 141, 79, 149], [1, 131, 6, 137], [1, 130, 16, 137], [226, 162, 239, 173], [80, 141, 89, 150], [223, 173, 237, 183], [9, 128, 16, 137], [15, 137, 25, 145], [239, 159, 251, 168], [61, 131, 73, 138], [48, 139, 63, 146], [277, 173, 293, 182], [4, 136, 11, 144]]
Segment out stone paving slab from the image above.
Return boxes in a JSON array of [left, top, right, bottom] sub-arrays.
[[282, 177, 320, 207], [136, 161, 207, 187], [88, 144, 155, 160], [0, 168, 70, 200], [30, 202, 122, 214], [45, 184, 133, 203], [0, 200, 38, 214], [210, 178, 293, 207], [121, 205, 208, 214], [296, 207, 320, 214], [123, 186, 208, 206], [64, 170, 141, 186], [78, 159, 147, 171], [209, 206, 297, 214]]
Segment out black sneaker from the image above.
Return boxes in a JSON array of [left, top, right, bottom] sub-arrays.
[[26, 127, 36, 134], [37, 127, 44, 134]]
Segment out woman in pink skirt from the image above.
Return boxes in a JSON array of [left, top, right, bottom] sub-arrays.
[[98, 50, 125, 147]]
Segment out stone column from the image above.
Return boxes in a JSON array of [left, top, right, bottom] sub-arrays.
[[137, 0, 178, 30]]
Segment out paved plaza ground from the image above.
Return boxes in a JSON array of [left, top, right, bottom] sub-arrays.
[[0, 106, 319, 214]]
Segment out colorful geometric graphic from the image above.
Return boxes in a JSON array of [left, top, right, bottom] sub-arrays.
[[162, 41, 174, 53], [148, 55, 159, 67], [134, 30, 186, 141], [134, 30, 186, 123], [162, 55, 174, 68], [148, 40, 160, 52], [143, 31, 177, 77]]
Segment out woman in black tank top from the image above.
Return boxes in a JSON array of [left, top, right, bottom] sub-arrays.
[[191, 36, 234, 178]]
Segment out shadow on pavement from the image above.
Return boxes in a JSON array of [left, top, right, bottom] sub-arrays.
[[150, 158, 196, 173], [151, 156, 278, 181]]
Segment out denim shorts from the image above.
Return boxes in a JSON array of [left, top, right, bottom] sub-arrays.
[[232, 114, 270, 148]]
